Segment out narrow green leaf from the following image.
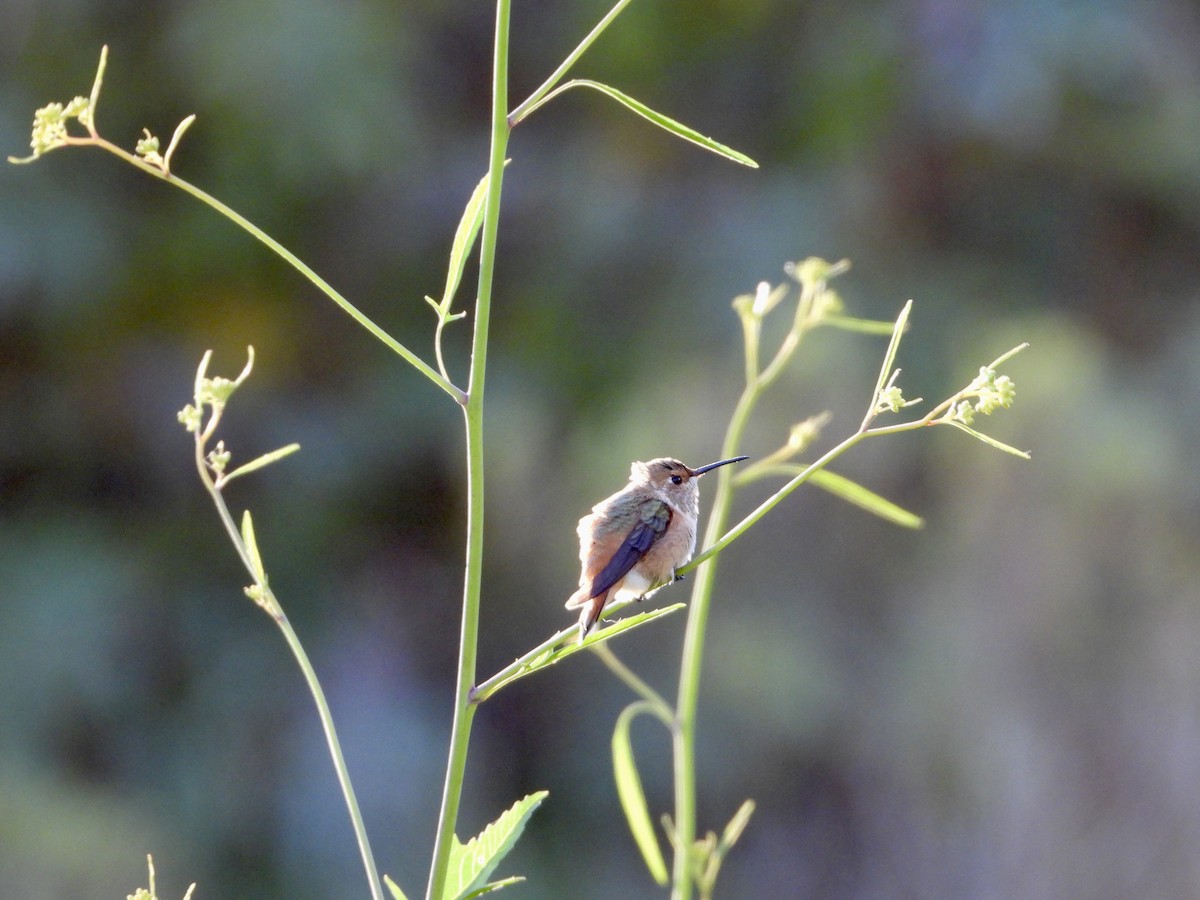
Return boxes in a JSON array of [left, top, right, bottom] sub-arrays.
[[193, 349, 213, 405], [579, 600, 685, 647], [87, 45, 108, 127], [943, 419, 1032, 459], [443, 791, 548, 900], [162, 113, 197, 174], [870, 300, 912, 413], [557, 79, 758, 168], [716, 799, 755, 856], [470, 604, 685, 703], [987, 341, 1030, 369], [744, 465, 924, 529], [439, 172, 490, 316], [613, 703, 670, 885], [240, 510, 264, 580], [437, 163, 509, 319], [808, 469, 925, 529], [384, 874, 410, 900], [820, 314, 898, 335], [461, 876, 525, 898], [220, 443, 301, 486]]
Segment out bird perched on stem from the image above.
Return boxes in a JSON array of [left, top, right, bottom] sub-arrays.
[[565, 455, 747, 639]]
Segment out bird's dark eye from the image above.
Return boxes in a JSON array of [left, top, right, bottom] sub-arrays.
[[671, 475, 683, 485]]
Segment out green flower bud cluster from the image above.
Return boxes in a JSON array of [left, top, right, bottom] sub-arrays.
[[950, 366, 1017, 425]]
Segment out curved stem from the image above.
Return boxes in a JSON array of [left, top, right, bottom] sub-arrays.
[[593, 644, 673, 722], [81, 136, 463, 403], [434, 314, 453, 387]]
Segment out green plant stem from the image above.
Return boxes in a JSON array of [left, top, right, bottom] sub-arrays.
[[671, 294, 830, 897], [73, 136, 462, 403], [669, 380, 757, 900], [425, 2, 511, 897], [191, 437, 384, 900], [273, 608, 384, 900]]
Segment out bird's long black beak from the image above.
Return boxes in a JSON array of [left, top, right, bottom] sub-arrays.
[[690, 455, 749, 476]]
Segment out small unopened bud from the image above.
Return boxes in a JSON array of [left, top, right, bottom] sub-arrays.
[[751, 281, 771, 317]]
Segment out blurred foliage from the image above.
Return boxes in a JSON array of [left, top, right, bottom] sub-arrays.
[[2, 0, 1200, 897]]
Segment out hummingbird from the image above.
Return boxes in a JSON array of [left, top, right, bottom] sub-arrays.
[[565, 455, 748, 639]]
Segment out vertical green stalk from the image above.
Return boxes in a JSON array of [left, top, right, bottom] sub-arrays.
[[671, 385, 758, 900], [425, 1, 511, 897], [671, 271, 833, 897]]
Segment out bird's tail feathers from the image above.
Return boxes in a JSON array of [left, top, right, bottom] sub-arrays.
[[566, 588, 607, 643]]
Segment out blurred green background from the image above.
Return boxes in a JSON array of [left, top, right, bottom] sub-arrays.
[[3, 0, 1200, 897]]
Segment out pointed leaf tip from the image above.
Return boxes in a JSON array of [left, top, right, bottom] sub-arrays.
[[443, 791, 548, 899], [241, 510, 264, 580], [613, 703, 670, 885], [559, 80, 758, 167]]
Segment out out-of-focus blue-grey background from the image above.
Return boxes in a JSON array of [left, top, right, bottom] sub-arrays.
[[3, 1, 1200, 897]]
